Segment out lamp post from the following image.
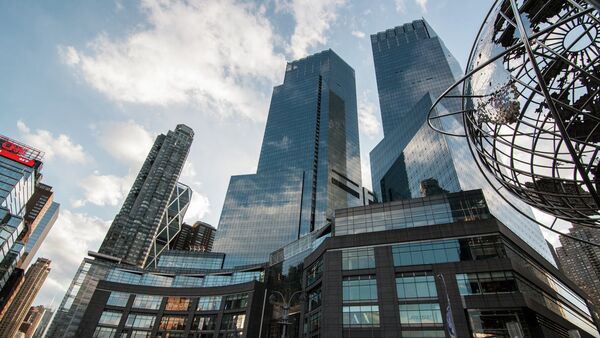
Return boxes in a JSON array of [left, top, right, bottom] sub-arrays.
[[269, 290, 304, 338]]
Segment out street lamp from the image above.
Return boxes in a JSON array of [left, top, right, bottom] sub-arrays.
[[269, 290, 305, 338]]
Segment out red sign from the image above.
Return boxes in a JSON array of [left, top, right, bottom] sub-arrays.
[[0, 139, 35, 167], [1, 140, 27, 155]]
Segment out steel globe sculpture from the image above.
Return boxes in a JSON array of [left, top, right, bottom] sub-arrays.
[[428, 0, 600, 241]]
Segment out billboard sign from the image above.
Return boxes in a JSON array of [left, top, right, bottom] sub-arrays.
[[0, 138, 37, 167]]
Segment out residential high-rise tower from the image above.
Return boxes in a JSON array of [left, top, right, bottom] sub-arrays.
[[0, 257, 50, 337], [213, 49, 364, 267], [556, 225, 600, 309], [98, 124, 194, 267], [47, 125, 194, 337], [172, 221, 216, 252]]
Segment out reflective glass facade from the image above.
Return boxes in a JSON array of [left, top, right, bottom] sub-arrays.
[[156, 251, 224, 271], [369, 20, 462, 202], [104, 267, 263, 289], [0, 143, 41, 292], [0, 155, 36, 218], [22, 201, 59, 268], [335, 190, 490, 236], [76, 276, 263, 338], [300, 190, 599, 337], [214, 50, 363, 267], [369, 20, 555, 264]]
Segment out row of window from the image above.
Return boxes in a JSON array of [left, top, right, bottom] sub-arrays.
[[337, 269, 594, 334], [341, 303, 443, 328], [337, 235, 508, 273], [96, 312, 246, 333], [106, 293, 248, 312], [336, 235, 590, 325], [106, 269, 263, 288], [94, 327, 244, 338]]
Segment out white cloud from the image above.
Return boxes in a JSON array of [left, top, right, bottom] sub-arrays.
[[58, 46, 80, 65], [415, 0, 428, 12], [97, 120, 154, 166], [16, 120, 89, 163], [394, 0, 427, 14], [287, 0, 346, 58], [75, 172, 133, 207], [184, 191, 211, 223], [60, 0, 285, 121], [395, 0, 406, 13], [33, 209, 110, 305], [180, 161, 211, 222], [181, 161, 199, 184], [351, 30, 365, 39], [358, 96, 381, 138]]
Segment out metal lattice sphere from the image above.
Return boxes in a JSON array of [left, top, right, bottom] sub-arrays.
[[429, 0, 600, 228]]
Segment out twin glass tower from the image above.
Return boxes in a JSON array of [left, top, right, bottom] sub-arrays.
[[214, 50, 364, 267], [51, 19, 558, 337], [214, 21, 553, 268]]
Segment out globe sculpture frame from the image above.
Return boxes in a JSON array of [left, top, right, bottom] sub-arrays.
[[427, 0, 600, 245]]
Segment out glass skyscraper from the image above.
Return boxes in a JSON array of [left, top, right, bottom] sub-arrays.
[[0, 135, 46, 292], [369, 20, 555, 264], [213, 49, 364, 267]]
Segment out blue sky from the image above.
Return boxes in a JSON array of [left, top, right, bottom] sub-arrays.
[[1, 0, 493, 306]]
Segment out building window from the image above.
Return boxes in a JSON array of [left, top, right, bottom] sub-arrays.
[[197, 296, 222, 311], [159, 315, 187, 330], [193, 314, 217, 330], [223, 293, 248, 310], [307, 259, 323, 286], [130, 331, 151, 338], [308, 287, 322, 311], [106, 292, 130, 307], [218, 333, 243, 338], [157, 333, 186, 338], [343, 275, 378, 302], [125, 313, 156, 329], [165, 297, 191, 311], [93, 326, 116, 338], [141, 273, 173, 287], [456, 271, 518, 295], [342, 247, 375, 270], [392, 240, 459, 266], [399, 330, 445, 337], [396, 272, 438, 299], [399, 303, 443, 326], [307, 311, 321, 334], [342, 305, 380, 327], [467, 310, 528, 337], [461, 236, 505, 260], [106, 269, 142, 285], [220, 313, 246, 330], [98, 311, 122, 326], [132, 294, 162, 310]]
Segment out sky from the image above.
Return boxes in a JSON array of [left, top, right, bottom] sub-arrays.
[[0, 0, 502, 307]]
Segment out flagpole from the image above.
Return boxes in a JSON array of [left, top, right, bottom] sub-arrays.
[[437, 273, 457, 338]]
